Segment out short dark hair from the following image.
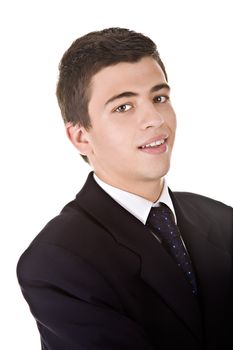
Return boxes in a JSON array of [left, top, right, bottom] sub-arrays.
[[56, 27, 168, 163]]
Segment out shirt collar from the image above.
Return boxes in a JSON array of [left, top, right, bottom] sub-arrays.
[[93, 173, 177, 225]]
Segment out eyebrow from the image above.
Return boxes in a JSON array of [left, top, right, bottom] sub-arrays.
[[104, 83, 170, 106]]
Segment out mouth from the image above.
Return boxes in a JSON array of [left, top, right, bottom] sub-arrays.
[[138, 135, 168, 154]]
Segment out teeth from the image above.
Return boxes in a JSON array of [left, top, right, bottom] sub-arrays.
[[141, 139, 165, 149]]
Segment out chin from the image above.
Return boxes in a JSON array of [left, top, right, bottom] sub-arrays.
[[147, 162, 170, 179]]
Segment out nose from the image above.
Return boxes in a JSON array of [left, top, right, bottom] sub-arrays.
[[140, 103, 165, 130]]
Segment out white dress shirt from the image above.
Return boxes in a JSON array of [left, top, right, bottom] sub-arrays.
[[93, 173, 177, 225]]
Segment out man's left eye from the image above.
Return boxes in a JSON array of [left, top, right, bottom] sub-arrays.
[[115, 104, 132, 113], [154, 96, 168, 103]]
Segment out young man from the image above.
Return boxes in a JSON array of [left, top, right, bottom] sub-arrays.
[[17, 28, 233, 349]]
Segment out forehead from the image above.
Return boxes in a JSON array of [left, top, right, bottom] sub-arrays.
[[88, 57, 167, 106]]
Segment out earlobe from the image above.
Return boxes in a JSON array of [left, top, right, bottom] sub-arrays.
[[65, 122, 91, 156]]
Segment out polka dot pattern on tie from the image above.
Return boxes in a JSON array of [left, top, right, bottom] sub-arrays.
[[146, 203, 197, 295]]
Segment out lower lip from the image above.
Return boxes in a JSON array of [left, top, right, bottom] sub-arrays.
[[139, 142, 168, 154]]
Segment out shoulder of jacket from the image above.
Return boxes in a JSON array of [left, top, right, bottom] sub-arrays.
[[174, 191, 232, 210], [173, 191, 233, 230], [26, 198, 96, 248]]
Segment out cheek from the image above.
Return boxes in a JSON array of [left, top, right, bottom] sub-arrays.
[[172, 116, 177, 131], [105, 122, 133, 147], [90, 126, 126, 152], [167, 108, 177, 131]]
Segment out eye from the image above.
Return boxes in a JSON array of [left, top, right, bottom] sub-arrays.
[[153, 95, 169, 103], [114, 104, 132, 113]]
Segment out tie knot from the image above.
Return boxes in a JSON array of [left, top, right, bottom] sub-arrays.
[[147, 203, 175, 227]]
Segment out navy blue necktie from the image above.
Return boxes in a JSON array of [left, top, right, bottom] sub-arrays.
[[146, 203, 197, 295]]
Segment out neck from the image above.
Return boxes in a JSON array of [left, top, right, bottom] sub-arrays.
[[94, 171, 164, 202]]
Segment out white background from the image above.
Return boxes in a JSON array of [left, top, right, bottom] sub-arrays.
[[1, 0, 232, 348]]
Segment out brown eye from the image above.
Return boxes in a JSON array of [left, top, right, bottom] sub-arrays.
[[154, 95, 168, 103], [115, 104, 132, 113]]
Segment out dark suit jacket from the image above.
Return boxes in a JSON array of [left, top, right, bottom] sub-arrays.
[[17, 172, 233, 349]]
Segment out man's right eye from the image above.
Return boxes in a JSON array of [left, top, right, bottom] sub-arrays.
[[114, 104, 132, 113]]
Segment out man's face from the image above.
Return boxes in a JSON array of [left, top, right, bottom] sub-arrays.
[[85, 56, 177, 190]]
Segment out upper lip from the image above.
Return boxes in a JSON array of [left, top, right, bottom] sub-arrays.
[[138, 134, 169, 148]]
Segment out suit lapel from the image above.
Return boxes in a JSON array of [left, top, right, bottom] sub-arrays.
[[170, 190, 232, 339], [76, 173, 203, 340]]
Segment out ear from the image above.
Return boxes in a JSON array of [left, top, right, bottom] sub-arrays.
[[65, 122, 92, 156]]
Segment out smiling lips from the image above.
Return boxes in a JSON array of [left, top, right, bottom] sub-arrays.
[[138, 135, 168, 154]]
